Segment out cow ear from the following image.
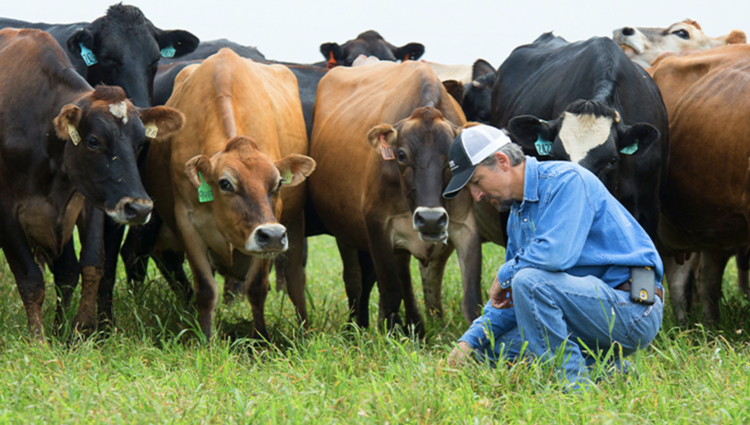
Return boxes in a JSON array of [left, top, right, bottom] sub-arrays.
[[508, 115, 560, 155], [275, 154, 317, 187], [367, 124, 397, 149], [442, 80, 464, 104], [320, 42, 344, 62], [617, 123, 660, 156], [185, 155, 213, 188], [725, 30, 747, 45], [53, 104, 83, 142], [66, 28, 95, 57], [472, 59, 495, 81], [395, 43, 425, 61], [153, 28, 200, 58], [138, 106, 185, 140]]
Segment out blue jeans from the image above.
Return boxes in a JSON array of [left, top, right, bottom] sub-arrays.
[[459, 269, 663, 385]]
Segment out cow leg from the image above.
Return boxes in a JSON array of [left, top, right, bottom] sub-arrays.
[[246, 258, 272, 340], [281, 211, 308, 328], [450, 216, 484, 323], [664, 255, 696, 325], [698, 249, 732, 325], [154, 250, 193, 305], [52, 238, 79, 328], [121, 212, 164, 289], [394, 249, 424, 337], [96, 217, 126, 329], [274, 255, 288, 293], [365, 223, 404, 330], [337, 239, 362, 323], [1, 218, 47, 341], [736, 246, 750, 298], [419, 243, 454, 320], [357, 250, 377, 328], [73, 207, 105, 334]]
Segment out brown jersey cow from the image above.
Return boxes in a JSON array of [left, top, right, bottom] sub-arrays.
[[648, 44, 750, 324], [145, 49, 314, 340], [308, 61, 482, 335], [0, 28, 183, 339]]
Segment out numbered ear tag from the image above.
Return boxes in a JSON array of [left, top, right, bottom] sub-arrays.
[[197, 172, 214, 203], [79, 43, 98, 66], [534, 135, 553, 156], [379, 135, 395, 160], [67, 124, 81, 145], [160, 45, 176, 58], [144, 122, 158, 139], [620, 142, 638, 155], [281, 169, 293, 185]]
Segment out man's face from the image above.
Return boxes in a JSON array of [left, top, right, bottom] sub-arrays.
[[467, 159, 516, 212]]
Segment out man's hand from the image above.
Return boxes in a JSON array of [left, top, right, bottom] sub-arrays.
[[447, 341, 473, 367], [490, 274, 513, 309]]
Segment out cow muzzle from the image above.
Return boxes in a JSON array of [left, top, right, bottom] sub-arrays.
[[412, 207, 449, 243], [106, 197, 153, 225], [245, 223, 288, 258]]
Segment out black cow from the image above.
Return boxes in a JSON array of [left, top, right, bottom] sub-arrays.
[[158, 39, 266, 64], [490, 33, 668, 241], [461, 59, 496, 124], [0, 29, 184, 339], [0, 3, 199, 107], [318, 30, 424, 67]]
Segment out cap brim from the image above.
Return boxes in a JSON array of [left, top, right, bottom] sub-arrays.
[[442, 165, 477, 199]]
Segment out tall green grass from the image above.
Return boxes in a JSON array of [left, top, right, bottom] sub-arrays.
[[0, 235, 749, 423]]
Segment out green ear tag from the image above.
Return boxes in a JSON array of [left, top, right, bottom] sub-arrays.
[[281, 169, 293, 185], [620, 142, 638, 155], [197, 172, 214, 203], [160, 45, 176, 58], [534, 135, 553, 156]]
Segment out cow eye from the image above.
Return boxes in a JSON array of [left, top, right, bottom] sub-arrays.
[[609, 156, 619, 166], [397, 149, 408, 163], [672, 29, 689, 39], [86, 136, 101, 150], [219, 179, 234, 192]]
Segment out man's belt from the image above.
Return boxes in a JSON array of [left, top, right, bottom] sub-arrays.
[[615, 281, 664, 303]]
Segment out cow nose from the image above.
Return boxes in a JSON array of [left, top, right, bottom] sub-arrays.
[[123, 201, 153, 224], [412, 207, 449, 242], [622, 27, 635, 36], [250, 224, 288, 252]]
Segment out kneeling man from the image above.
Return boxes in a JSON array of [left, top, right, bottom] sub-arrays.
[[445, 124, 663, 387]]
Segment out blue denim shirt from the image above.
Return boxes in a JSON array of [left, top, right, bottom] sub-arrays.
[[460, 157, 663, 348]]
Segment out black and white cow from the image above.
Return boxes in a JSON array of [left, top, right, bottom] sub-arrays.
[[491, 33, 668, 241], [0, 4, 198, 107]]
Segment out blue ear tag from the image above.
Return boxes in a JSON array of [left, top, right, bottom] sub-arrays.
[[79, 43, 97, 66], [620, 141, 638, 155], [534, 135, 553, 156], [160, 45, 176, 58]]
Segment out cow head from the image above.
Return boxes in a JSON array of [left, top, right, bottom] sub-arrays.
[[65, 4, 199, 106], [53, 85, 184, 224], [184, 136, 315, 258], [508, 100, 659, 182], [320, 30, 424, 67], [613, 19, 746, 68], [368, 106, 460, 243], [462, 59, 496, 124]]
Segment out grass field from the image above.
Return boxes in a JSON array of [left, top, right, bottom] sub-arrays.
[[1, 234, 749, 424]]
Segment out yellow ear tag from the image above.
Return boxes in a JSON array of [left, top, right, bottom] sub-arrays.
[[281, 169, 293, 185], [144, 122, 158, 139], [379, 134, 395, 160], [67, 124, 81, 145]]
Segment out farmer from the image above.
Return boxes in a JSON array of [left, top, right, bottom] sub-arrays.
[[444, 124, 664, 387]]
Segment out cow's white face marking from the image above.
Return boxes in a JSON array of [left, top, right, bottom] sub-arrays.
[[558, 112, 613, 164], [109, 101, 128, 124]]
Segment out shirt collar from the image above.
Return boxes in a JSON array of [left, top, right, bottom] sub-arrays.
[[523, 156, 540, 203]]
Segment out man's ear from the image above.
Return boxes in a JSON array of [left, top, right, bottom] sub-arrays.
[[367, 124, 397, 149], [508, 115, 561, 156], [442, 80, 464, 104], [275, 154, 317, 187], [395, 43, 425, 61], [53, 104, 83, 142], [472, 59, 495, 81], [138, 106, 185, 140], [617, 123, 660, 156], [153, 27, 200, 58], [65, 28, 95, 58], [185, 155, 213, 188]]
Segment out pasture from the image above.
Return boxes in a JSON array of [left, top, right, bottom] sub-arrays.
[[1, 234, 749, 424]]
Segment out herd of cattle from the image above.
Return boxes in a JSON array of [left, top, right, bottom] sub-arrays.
[[1, 4, 748, 341]]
